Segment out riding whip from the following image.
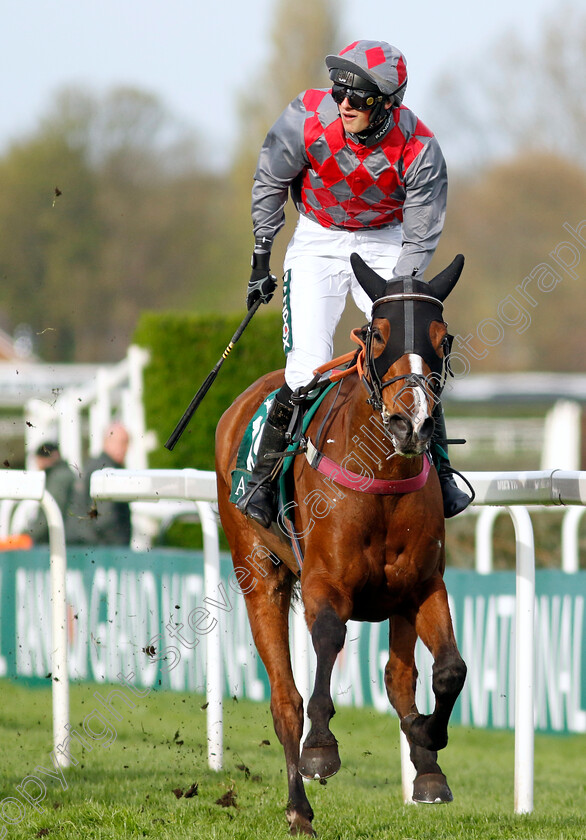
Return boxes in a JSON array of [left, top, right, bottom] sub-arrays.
[[164, 299, 262, 451]]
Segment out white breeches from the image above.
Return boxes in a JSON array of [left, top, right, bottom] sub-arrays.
[[282, 214, 403, 390]]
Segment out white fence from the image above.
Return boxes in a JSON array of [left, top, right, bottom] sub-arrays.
[[0, 472, 69, 769], [92, 467, 586, 815], [0, 344, 159, 548], [446, 398, 583, 472], [3, 466, 586, 813], [23, 345, 155, 471]]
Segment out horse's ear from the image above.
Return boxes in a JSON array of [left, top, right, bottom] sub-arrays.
[[427, 254, 465, 301], [350, 253, 387, 302]]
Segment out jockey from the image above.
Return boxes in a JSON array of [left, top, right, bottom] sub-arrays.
[[237, 39, 471, 528]]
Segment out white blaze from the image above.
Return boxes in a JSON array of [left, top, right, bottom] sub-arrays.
[[406, 355, 430, 433]]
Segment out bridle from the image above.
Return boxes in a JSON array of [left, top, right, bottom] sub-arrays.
[[362, 291, 453, 415]]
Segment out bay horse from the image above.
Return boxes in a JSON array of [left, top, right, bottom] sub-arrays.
[[215, 253, 467, 836]]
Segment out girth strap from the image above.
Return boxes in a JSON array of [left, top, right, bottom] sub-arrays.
[[305, 438, 432, 495]]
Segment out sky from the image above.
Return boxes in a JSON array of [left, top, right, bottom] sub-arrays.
[[2, 0, 563, 171]]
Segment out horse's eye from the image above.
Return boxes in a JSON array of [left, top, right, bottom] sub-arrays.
[[372, 328, 384, 343]]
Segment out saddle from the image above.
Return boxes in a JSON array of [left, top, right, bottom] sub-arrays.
[[229, 382, 336, 508]]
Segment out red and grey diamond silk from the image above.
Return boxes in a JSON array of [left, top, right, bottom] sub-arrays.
[[298, 89, 433, 231]]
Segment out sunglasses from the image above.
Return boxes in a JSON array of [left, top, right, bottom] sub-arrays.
[[331, 84, 382, 111]]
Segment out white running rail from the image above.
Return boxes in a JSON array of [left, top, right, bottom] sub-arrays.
[[90, 469, 222, 770], [0, 472, 69, 768], [6, 466, 586, 806]]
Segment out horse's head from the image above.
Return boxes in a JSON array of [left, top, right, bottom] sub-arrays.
[[351, 252, 464, 456]]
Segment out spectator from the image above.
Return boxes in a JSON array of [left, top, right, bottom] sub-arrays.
[[67, 422, 131, 546], [27, 442, 76, 544]]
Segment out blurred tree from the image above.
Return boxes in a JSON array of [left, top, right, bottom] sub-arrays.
[[0, 86, 222, 361], [0, 132, 99, 360], [433, 152, 586, 373], [0, 5, 345, 362], [236, 0, 340, 156], [7, 3, 584, 379], [428, 4, 586, 171], [222, 0, 341, 317]]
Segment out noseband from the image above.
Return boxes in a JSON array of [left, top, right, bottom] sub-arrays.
[[363, 289, 452, 414]]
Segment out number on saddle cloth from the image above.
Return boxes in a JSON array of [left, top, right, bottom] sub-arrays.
[[228, 384, 336, 505]]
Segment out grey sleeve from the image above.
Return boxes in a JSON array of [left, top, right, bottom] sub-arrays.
[[251, 95, 310, 247], [393, 136, 448, 279]]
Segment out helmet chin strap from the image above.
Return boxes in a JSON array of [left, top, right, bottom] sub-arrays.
[[355, 109, 392, 145]]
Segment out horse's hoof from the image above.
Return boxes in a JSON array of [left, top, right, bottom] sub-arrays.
[[412, 773, 453, 804], [288, 819, 316, 837], [287, 813, 316, 836], [286, 802, 315, 836], [298, 744, 341, 780]]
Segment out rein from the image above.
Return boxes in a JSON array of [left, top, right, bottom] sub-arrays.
[[297, 285, 455, 496], [311, 322, 450, 415], [363, 291, 453, 413], [300, 329, 435, 497]]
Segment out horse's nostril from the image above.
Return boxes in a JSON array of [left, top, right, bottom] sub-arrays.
[[387, 414, 412, 441], [418, 417, 435, 443]]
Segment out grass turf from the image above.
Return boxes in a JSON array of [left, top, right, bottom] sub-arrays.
[[0, 679, 585, 839]]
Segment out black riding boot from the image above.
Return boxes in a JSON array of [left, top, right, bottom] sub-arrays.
[[236, 386, 295, 529], [432, 403, 471, 519]]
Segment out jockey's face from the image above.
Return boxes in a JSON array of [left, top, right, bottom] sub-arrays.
[[337, 96, 392, 135], [338, 96, 372, 133]]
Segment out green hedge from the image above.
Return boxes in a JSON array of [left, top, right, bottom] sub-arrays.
[[133, 310, 284, 470]]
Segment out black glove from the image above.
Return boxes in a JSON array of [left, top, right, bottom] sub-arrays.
[[247, 251, 277, 310]]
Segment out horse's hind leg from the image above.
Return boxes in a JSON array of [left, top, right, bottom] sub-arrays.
[[385, 614, 455, 803], [237, 558, 315, 835], [299, 604, 346, 781]]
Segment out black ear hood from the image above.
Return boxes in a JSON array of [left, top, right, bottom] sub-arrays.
[[350, 252, 387, 301], [350, 252, 465, 377], [350, 252, 464, 303], [427, 254, 465, 301]]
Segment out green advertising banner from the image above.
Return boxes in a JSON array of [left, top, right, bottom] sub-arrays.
[[0, 549, 584, 735]]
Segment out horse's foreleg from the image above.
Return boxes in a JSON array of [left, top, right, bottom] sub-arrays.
[[240, 565, 315, 836], [401, 577, 466, 757], [299, 604, 346, 780], [385, 614, 454, 803]]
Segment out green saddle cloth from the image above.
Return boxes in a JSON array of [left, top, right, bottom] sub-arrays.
[[229, 383, 336, 509]]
